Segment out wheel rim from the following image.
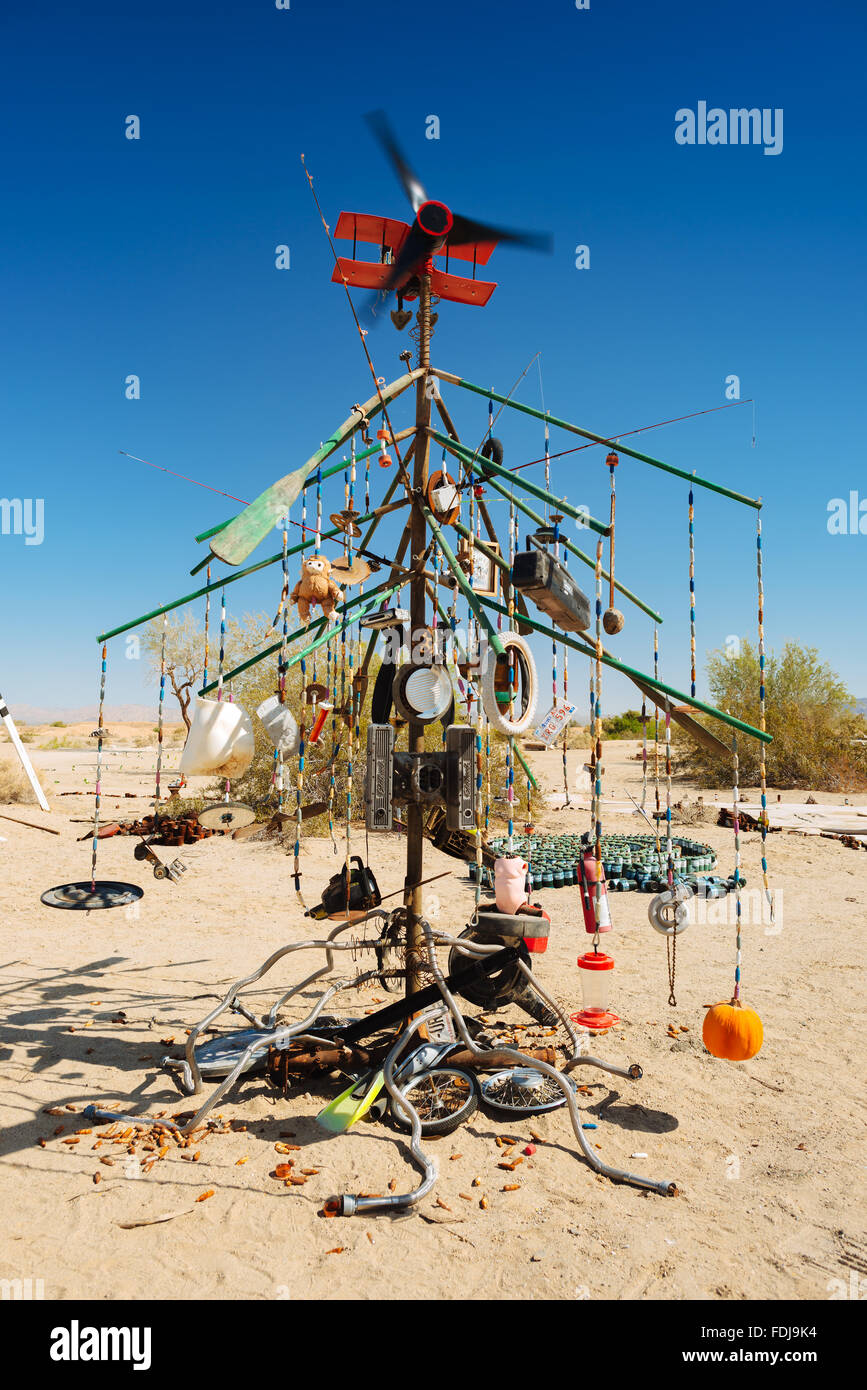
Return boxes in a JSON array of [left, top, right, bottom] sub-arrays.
[[399, 1069, 474, 1122], [480, 1067, 574, 1115]]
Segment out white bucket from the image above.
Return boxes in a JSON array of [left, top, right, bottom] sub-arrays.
[[179, 697, 255, 779], [256, 695, 300, 756]]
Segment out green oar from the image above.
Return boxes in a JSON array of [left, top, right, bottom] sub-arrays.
[[210, 369, 421, 567], [315, 1068, 386, 1134]]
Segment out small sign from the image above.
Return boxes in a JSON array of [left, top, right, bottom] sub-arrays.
[[425, 1007, 457, 1045], [534, 702, 578, 747]]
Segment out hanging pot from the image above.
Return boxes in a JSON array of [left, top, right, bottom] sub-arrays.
[[179, 697, 255, 779]]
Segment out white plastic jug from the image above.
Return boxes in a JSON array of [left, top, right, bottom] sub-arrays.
[[179, 697, 255, 779], [256, 695, 300, 756]]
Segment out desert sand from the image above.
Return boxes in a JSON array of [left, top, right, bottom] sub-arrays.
[[1, 729, 865, 1301]]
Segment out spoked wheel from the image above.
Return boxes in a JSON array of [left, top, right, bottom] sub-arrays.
[[390, 1066, 479, 1137], [480, 1067, 576, 1117], [375, 913, 407, 994]]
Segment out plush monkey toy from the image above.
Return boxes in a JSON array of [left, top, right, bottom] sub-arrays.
[[290, 554, 343, 623]]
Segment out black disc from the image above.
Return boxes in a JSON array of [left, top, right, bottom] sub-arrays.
[[41, 881, 144, 910]]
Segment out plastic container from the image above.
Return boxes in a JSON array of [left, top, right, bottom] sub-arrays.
[[571, 951, 619, 1032], [180, 697, 255, 779]]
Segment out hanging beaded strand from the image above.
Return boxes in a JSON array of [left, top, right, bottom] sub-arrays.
[[556, 514, 571, 806], [274, 519, 290, 807], [756, 515, 775, 925], [653, 626, 662, 852], [290, 485, 309, 899], [592, 538, 604, 948], [293, 643, 307, 907], [469, 421, 483, 910], [90, 642, 108, 890], [216, 590, 231, 801], [588, 658, 596, 835], [688, 486, 697, 698], [640, 688, 648, 810], [731, 732, 743, 1000], [203, 565, 211, 690], [154, 615, 168, 824], [506, 494, 516, 855]]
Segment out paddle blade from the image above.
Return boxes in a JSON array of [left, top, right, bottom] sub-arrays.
[[210, 461, 316, 566], [316, 1070, 385, 1134]]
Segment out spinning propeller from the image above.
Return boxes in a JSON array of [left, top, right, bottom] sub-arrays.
[[364, 110, 551, 309]]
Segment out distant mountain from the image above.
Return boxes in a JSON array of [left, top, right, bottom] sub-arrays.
[[12, 704, 159, 726], [857, 698, 867, 716]]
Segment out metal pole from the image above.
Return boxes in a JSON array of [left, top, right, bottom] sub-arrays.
[[483, 471, 662, 624], [95, 501, 408, 645], [430, 428, 608, 535], [478, 594, 772, 745], [431, 369, 763, 511]]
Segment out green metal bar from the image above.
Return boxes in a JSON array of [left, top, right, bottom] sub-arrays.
[[478, 595, 771, 745], [432, 369, 762, 511], [96, 504, 392, 644], [513, 742, 539, 790], [480, 471, 663, 624], [193, 429, 415, 547], [423, 508, 505, 658], [199, 577, 406, 694], [429, 428, 608, 535]]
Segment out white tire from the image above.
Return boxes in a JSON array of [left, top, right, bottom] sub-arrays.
[[481, 634, 538, 736], [648, 884, 693, 936]]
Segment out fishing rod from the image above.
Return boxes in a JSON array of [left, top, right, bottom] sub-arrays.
[[510, 399, 755, 473], [118, 451, 319, 534]]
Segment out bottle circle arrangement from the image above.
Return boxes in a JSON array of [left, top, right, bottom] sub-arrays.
[[473, 832, 719, 892]]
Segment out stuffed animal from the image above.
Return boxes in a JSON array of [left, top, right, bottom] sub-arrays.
[[290, 554, 343, 623]]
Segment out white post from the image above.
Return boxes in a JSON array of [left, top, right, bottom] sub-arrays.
[[0, 693, 50, 812]]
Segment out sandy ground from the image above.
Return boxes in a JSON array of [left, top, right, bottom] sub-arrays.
[[1, 732, 865, 1302]]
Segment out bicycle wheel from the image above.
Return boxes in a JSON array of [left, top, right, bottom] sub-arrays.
[[480, 1067, 576, 1117], [390, 1066, 479, 1137]]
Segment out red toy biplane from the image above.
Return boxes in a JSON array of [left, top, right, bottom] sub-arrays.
[[333, 112, 550, 323]]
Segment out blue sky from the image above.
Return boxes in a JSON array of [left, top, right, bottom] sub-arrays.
[[1, 0, 865, 719]]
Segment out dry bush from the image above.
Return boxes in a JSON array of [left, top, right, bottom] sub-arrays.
[[0, 762, 32, 803]]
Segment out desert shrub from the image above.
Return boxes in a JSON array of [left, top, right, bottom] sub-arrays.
[[672, 641, 867, 791], [602, 709, 644, 739], [50, 720, 66, 728], [0, 762, 32, 802]]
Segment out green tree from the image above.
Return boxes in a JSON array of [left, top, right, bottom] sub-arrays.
[[142, 610, 269, 729], [673, 640, 867, 790]]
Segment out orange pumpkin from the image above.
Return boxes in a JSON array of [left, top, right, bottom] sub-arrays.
[[702, 997, 763, 1061]]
